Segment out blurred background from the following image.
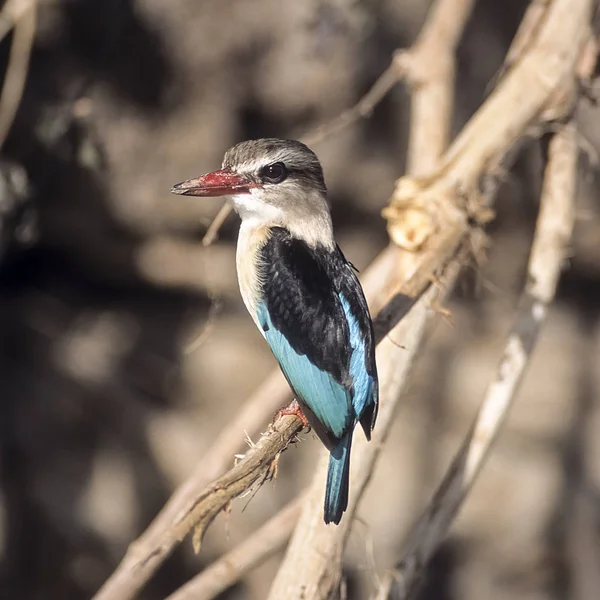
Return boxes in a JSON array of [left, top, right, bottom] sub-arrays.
[[0, 0, 599, 599]]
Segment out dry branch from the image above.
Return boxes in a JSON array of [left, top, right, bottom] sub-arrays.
[[0, 0, 37, 42], [373, 0, 594, 593], [301, 62, 404, 147], [384, 0, 591, 257], [377, 118, 578, 600], [435, 0, 589, 180], [201, 202, 232, 246]]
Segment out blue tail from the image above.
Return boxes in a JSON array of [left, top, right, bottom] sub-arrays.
[[324, 431, 352, 525]]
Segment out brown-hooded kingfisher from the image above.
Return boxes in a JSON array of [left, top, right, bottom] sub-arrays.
[[171, 139, 378, 525]]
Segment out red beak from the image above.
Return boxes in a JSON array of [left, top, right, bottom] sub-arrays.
[[170, 169, 255, 197]]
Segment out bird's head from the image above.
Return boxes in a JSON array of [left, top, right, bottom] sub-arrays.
[[171, 138, 334, 247]]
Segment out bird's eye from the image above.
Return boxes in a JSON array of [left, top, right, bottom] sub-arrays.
[[260, 162, 288, 184]]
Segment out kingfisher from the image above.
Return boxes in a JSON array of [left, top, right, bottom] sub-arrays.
[[171, 139, 378, 525]]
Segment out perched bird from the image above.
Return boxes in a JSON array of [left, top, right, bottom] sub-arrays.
[[171, 139, 378, 525]]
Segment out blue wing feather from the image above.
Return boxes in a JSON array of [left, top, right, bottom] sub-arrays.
[[339, 294, 376, 419], [257, 303, 352, 439]]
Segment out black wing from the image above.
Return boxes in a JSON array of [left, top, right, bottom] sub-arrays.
[[260, 228, 352, 386]]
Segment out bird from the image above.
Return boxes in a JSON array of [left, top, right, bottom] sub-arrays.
[[171, 138, 378, 525]]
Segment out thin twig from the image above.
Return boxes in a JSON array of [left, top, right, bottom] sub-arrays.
[[0, 0, 36, 148], [184, 295, 222, 354], [301, 62, 404, 147], [379, 119, 578, 600], [201, 203, 232, 246], [165, 498, 303, 600]]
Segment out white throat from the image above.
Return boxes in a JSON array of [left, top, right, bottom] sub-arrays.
[[230, 189, 284, 223], [230, 189, 335, 250]]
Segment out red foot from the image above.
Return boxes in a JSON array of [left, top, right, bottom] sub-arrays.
[[274, 399, 311, 429]]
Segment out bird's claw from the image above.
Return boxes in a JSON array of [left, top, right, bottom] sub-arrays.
[[274, 399, 311, 430]]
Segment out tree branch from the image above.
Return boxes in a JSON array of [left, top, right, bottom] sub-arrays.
[[372, 0, 594, 596], [301, 62, 404, 147], [201, 202, 233, 246], [378, 117, 579, 600]]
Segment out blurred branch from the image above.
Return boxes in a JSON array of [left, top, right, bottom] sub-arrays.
[[301, 62, 404, 146], [377, 118, 579, 600], [0, 0, 37, 148], [201, 202, 232, 246], [165, 498, 303, 600], [397, 0, 478, 175]]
